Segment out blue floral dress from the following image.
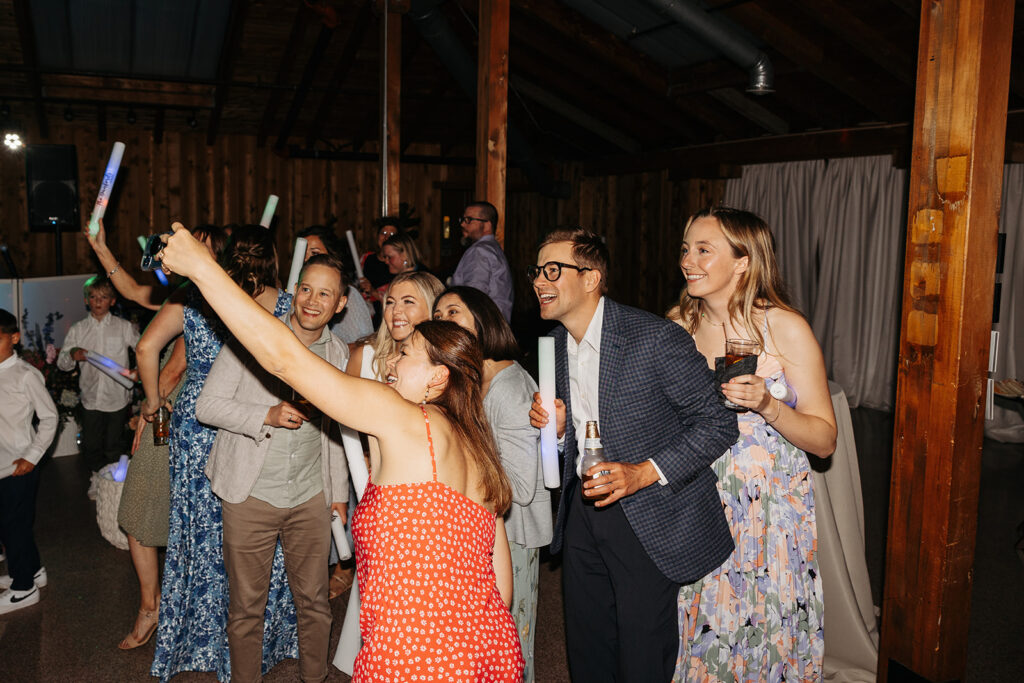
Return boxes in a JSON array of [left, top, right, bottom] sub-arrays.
[[674, 353, 824, 683], [151, 288, 299, 682]]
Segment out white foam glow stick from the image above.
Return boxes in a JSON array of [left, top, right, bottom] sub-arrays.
[[85, 350, 135, 390], [341, 425, 369, 499], [332, 576, 361, 673], [345, 230, 364, 279], [331, 511, 352, 561], [259, 194, 279, 228], [286, 237, 307, 294], [537, 337, 561, 489], [88, 142, 126, 237]]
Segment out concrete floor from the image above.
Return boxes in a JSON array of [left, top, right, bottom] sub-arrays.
[[0, 408, 1021, 681]]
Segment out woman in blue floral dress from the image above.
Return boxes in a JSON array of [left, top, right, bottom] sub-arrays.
[[137, 226, 298, 681], [668, 208, 837, 682]]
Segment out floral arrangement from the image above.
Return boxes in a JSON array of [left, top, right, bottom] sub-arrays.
[[19, 310, 82, 423]]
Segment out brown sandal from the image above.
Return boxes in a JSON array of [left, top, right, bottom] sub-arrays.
[[118, 606, 159, 650], [329, 565, 354, 600]]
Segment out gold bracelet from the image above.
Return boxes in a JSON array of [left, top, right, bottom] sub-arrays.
[[108, 262, 121, 277], [765, 397, 782, 424]]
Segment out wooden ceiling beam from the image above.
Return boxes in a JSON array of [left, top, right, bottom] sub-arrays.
[[507, 23, 705, 142], [723, 0, 908, 121], [206, 0, 247, 145], [305, 1, 375, 147], [258, 5, 312, 147], [274, 22, 336, 151], [791, 0, 916, 85], [668, 55, 801, 96], [11, 0, 47, 138], [508, 0, 667, 94], [584, 122, 914, 176]]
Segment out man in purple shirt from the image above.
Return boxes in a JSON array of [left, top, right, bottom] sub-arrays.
[[451, 201, 514, 321]]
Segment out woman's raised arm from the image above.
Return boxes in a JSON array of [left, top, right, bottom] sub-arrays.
[[158, 222, 416, 435], [85, 218, 163, 311]]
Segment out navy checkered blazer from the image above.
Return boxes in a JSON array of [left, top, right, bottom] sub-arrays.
[[550, 298, 737, 584]]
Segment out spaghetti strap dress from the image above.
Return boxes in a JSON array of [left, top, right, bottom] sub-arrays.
[[673, 350, 824, 682], [350, 406, 524, 682]]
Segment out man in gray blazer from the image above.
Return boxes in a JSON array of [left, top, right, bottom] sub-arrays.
[[196, 254, 351, 683], [530, 229, 737, 682]]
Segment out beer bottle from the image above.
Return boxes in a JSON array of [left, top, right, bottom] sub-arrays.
[[580, 420, 611, 501]]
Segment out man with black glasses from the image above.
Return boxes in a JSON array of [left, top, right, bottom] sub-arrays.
[[528, 228, 737, 682], [451, 200, 513, 321]]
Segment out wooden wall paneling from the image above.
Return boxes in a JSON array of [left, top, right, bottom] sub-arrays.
[[166, 132, 183, 222], [241, 135, 255, 225]]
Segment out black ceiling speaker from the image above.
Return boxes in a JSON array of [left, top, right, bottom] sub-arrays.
[[26, 144, 80, 232]]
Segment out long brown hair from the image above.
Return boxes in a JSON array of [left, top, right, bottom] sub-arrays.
[[416, 320, 512, 515], [675, 207, 798, 352]]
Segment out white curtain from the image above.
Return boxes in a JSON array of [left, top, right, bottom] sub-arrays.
[[987, 164, 1024, 442], [723, 156, 906, 409]]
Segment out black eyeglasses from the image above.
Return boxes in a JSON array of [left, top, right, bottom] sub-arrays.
[[459, 216, 488, 225], [527, 261, 592, 282]]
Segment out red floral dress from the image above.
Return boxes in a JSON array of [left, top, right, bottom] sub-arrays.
[[351, 407, 524, 682]]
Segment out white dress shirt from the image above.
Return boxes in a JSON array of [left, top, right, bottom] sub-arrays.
[[566, 296, 668, 486], [57, 312, 140, 411], [0, 354, 59, 471]]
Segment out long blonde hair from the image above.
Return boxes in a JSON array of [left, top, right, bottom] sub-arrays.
[[369, 271, 445, 380], [675, 207, 798, 352]]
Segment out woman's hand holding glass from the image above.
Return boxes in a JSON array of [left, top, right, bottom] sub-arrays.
[[721, 374, 773, 414]]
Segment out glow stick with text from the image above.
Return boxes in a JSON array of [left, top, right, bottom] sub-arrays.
[[259, 194, 279, 228], [537, 337, 561, 488], [286, 237, 307, 294], [88, 142, 126, 237], [331, 511, 353, 561], [340, 425, 369, 499], [85, 350, 135, 390], [345, 230, 364, 279], [138, 235, 169, 285]]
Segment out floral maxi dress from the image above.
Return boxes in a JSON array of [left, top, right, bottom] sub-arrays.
[[674, 354, 824, 683], [151, 289, 299, 682]]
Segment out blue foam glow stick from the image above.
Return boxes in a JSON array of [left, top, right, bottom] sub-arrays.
[[88, 142, 126, 237], [112, 454, 130, 482], [84, 350, 136, 390]]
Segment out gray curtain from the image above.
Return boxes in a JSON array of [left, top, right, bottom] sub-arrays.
[[724, 156, 906, 410], [988, 164, 1024, 442]]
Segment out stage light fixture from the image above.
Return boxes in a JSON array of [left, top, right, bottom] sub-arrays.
[[4, 132, 24, 150]]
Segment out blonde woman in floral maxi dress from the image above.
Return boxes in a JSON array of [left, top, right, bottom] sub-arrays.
[[668, 207, 837, 682]]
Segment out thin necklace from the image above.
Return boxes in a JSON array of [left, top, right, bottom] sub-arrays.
[[701, 312, 725, 327]]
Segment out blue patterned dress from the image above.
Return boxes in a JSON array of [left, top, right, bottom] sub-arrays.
[[674, 354, 824, 683], [151, 288, 299, 682]]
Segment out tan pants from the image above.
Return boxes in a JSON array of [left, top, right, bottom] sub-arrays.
[[222, 492, 331, 683]]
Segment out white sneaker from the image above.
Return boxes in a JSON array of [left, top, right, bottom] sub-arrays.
[[0, 566, 46, 590], [0, 586, 40, 614]]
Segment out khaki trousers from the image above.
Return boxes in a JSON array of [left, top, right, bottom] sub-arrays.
[[222, 491, 331, 683]]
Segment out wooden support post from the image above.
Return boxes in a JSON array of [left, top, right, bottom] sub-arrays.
[[879, 1, 1014, 681], [380, 2, 403, 217], [475, 0, 510, 246]]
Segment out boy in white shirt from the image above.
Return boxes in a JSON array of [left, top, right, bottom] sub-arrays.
[[57, 277, 140, 472], [0, 308, 58, 613]]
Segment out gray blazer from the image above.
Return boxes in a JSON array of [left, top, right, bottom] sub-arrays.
[[196, 319, 350, 507], [484, 361, 552, 548]]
